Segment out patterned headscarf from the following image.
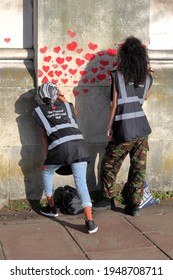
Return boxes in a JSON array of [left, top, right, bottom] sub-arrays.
[[36, 82, 59, 105]]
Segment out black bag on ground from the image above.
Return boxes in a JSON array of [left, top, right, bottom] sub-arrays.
[[54, 185, 83, 215]]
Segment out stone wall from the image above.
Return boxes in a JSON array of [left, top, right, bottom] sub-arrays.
[[0, 0, 173, 206]]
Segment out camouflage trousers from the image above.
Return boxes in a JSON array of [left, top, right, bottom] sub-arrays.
[[100, 137, 149, 205]]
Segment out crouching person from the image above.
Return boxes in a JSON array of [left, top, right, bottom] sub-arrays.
[[33, 82, 98, 234]]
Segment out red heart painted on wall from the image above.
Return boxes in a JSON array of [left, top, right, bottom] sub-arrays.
[[48, 70, 54, 77], [53, 46, 61, 53], [55, 70, 62, 77], [97, 51, 104, 56], [73, 90, 79, 96], [80, 71, 87, 76], [38, 70, 43, 77], [88, 42, 98, 51], [66, 41, 78, 51], [61, 64, 68, 70], [61, 78, 68, 84], [100, 60, 109, 66], [52, 64, 58, 68], [40, 46, 47, 53], [67, 30, 76, 38], [106, 48, 116, 56], [73, 80, 78, 84], [90, 78, 96, 83], [83, 88, 89, 93], [91, 68, 98, 73], [42, 66, 50, 72], [75, 58, 85, 67], [76, 48, 83, 54], [42, 76, 49, 83], [85, 53, 95, 61], [69, 69, 77, 75], [44, 56, 52, 62], [66, 56, 72, 62], [52, 79, 58, 84], [100, 67, 105, 70], [4, 38, 11, 43], [97, 74, 106, 81], [82, 79, 88, 84], [56, 57, 65, 64]]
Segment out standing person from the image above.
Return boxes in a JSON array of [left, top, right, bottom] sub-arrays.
[[93, 36, 153, 216], [33, 82, 98, 234]]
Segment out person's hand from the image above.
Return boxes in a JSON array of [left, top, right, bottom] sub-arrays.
[[58, 90, 68, 102], [107, 126, 113, 140]]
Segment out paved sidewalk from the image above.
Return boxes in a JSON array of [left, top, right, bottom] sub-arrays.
[[0, 200, 173, 260]]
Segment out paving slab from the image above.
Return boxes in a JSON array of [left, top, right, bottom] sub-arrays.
[[0, 200, 172, 260], [0, 218, 86, 260]]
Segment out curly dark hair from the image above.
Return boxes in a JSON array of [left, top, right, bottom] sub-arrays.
[[117, 36, 150, 87]]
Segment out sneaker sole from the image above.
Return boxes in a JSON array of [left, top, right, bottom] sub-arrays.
[[88, 226, 98, 234], [40, 210, 59, 217]]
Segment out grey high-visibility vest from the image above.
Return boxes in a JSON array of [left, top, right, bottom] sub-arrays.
[[111, 70, 152, 142], [34, 101, 84, 150]]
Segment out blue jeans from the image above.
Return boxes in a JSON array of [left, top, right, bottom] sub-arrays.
[[42, 162, 92, 208]]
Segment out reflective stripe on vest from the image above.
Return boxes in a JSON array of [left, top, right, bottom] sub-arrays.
[[35, 103, 83, 150], [115, 72, 150, 121], [35, 103, 78, 136]]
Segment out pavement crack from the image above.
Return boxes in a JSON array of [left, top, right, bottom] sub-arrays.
[[123, 216, 172, 260]]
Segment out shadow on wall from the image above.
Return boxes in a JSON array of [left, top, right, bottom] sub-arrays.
[[73, 50, 115, 192], [15, 89, 44, 201]]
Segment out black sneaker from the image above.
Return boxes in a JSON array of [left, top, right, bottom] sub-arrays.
[[40, 204, 58, 217], [124, 204, 140, 217], [92, 198, 116, 212], [85, 220, 98, 234]]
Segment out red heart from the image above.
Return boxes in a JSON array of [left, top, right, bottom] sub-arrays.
[[85, 53, 95, 61], [80, 70, 87, 76], [76, 48, 83, 54], [66, 56, 72, 62], [42, 66, 49, 72], [82, 79, 88, 84], [38, 70, 43, 77], [73, 90, 79, 96], [40, 46, 47, 53], [88, 42, 98, 51], [67, 30, 76, 38], [73, 80, 78, 84], [75, 58, 85, 67], [90, 78, 96, 83], [107, 70, 111, 75], [83, 88, 88, 93], [91, 68, 98, 73], [61, 78, 68, 84], [48, 70, 54, 77], [44, 56, 52, 62], [97, 51, 104, 56], [100, 60, 109, 66], [53, 46, 61, 53], [41, 76, 49, 83], [69, 69, 77, 75], [106, 48, 116, 56], [97, 74, 106, 81], [100, 67, 105, 70], [52, 64, 58, 68], [56, 57, 65, 64], [55, 70, 62, 77], [4, 38, 11, 43], [52, 79, 58, 84], [61, 64, 68, 70], [66, 41, 78, 51]]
